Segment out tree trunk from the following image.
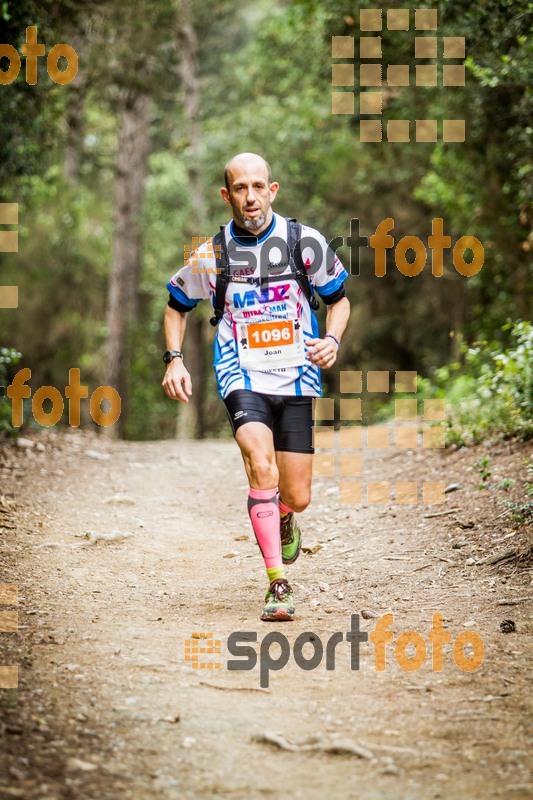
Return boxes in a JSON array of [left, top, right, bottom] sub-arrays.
[[106, 89, 152, 437], [63, 32, 87, 186], [63, 81, 86, 185], [176, 1, 208, 440]]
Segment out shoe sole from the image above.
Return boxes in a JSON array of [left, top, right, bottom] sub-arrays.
[[261, 608, 295, 622]]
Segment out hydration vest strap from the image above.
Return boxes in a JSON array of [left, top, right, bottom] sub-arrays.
[[209, 226, 229, 326], [287, 218, 320, 311]]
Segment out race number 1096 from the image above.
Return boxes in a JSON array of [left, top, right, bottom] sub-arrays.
[[248, 320, 294, 349]]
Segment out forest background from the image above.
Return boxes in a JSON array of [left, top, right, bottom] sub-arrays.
[[0, 0, 531, 442]]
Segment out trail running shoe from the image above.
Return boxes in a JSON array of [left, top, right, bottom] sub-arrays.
[[261, 579, 295, 622], [280, 512, 302, 564]]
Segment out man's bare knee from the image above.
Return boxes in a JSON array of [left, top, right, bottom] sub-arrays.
[[247, 456, 279, 489], [281, 491, 311, 513]]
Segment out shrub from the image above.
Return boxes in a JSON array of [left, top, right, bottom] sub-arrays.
[[447, 320, 533, 444], [0, 347, 22, 436]]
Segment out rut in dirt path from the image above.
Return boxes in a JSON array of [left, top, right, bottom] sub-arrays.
[[1, 431, 531, 800]]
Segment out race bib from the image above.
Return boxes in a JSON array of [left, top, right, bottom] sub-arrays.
[[237, 319, 306, 370]]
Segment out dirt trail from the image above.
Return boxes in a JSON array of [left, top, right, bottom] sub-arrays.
[[0, 430, 531, 800]]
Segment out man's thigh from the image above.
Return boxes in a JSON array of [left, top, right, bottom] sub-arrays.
[[273, 396, 314, 509], [223, 390, 314, 498]]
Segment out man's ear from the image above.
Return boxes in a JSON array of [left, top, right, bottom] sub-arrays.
[[269, 182, 280, 203], [221, 187, 231, 206]]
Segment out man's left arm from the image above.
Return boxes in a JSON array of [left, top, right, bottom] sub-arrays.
[[306, 296, 350, 369]]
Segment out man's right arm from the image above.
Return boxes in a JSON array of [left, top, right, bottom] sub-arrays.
[[162, 305, 193, 403]]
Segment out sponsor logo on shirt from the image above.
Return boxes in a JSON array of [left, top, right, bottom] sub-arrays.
[[232, 284, 291, 309]]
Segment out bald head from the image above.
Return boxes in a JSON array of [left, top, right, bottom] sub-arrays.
[[221, 152, 279, 233], [224, 152, 273, 191]]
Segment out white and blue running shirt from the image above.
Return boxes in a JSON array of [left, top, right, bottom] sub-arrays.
[[166, 213, 349, 399]]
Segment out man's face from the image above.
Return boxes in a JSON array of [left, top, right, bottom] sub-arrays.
[[221, 161, 279, 233]]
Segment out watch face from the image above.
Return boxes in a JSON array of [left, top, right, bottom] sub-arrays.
[[164, 351, 180, 364]]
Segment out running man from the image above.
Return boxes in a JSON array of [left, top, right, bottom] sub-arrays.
[[163, 152, 350, 621]]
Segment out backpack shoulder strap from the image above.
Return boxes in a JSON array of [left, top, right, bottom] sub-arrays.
[[209, 226, 230, 326], [287, 218, 320, 311]]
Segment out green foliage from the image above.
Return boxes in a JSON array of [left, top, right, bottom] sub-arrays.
[[501, 461, 533, 524], [476, 455, 492, 489], [442, 321, 533, 445], [0, 347, 21, 435]]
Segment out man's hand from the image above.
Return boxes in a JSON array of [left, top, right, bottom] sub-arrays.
[[162, 359, 192, 403], [305, 336, 339, 369]]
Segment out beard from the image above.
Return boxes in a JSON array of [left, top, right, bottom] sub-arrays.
[[241, 212, 266, 231]]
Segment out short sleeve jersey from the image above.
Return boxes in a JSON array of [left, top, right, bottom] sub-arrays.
[[166, 213, 348, 399]]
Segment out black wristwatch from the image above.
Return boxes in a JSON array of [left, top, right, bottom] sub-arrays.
[[163, 350, 183, 365]]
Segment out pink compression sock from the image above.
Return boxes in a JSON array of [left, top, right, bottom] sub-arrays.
[[278, 497, 294, 516], [247, 488, 282, 568]]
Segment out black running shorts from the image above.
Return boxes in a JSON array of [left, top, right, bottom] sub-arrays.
[[223, 390, 314, 454]]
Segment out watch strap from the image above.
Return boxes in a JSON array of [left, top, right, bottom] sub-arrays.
[[163, 349, 183, 364]]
